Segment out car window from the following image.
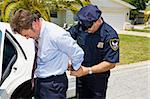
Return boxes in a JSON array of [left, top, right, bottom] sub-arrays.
[[1, 33, 17, 83], [0, 30, 2, 56]]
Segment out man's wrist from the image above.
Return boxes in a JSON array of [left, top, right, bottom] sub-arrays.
[[88, 67, 92, 74]]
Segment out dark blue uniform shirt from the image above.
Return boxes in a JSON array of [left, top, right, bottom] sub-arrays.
[[68, 22, 119, 75]]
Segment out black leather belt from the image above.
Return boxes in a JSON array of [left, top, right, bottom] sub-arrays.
[[37, 73, 66, 81]]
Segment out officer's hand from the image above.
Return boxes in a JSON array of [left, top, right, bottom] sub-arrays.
[[67, 63, 74, 71], [70, 66, 89, 77]]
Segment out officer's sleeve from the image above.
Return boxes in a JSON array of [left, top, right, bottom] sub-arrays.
[[103, 34, 120, 63], [54, 32, 84, 70], [67, 25, 78, 40]]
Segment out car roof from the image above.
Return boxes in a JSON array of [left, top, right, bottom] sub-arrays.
[[0, 22, 11, 35]]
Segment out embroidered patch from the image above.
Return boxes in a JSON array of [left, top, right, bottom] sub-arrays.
[[109, 39, 119, 51], [97, 42, 104, 48]]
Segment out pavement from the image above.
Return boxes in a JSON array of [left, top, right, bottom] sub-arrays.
[[106, 60, 150, 99], [119, 24, 150, 38], [119, 30, 150, 38], [106, 29, 150, 99], [133, 25, 150, 30]]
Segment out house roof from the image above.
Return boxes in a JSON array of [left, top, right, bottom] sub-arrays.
[[112, 0, 136, 9]]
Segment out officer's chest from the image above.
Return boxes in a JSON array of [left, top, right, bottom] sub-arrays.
[[77, 31, 103, 49]]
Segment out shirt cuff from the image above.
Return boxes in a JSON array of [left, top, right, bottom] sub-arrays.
[[72, 62, 82, 70]]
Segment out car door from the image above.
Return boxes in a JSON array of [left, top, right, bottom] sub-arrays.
[[0, 21, 36, 99], [0, 28, 12, 98], [0, 30, 18, 85], [0, 27, 35, 99]]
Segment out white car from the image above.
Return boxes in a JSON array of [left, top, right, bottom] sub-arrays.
[[0, 22, 76, 99]]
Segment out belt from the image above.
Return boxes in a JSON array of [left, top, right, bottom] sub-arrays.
[[37, 73, 66, 81]]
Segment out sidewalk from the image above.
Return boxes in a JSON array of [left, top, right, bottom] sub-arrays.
[[106, 60, 150, 99], [119, 30, 150, 38], [133, 25, 150, 30]]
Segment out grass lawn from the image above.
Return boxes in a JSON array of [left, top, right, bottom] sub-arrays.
[[119, 34, 150, 65]]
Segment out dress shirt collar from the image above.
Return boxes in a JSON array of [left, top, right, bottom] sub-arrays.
[[39, 18, 46, 39]]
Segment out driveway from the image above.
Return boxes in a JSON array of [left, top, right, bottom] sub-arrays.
[[106, 60, 150, 99], [107, 29, 150, 99]]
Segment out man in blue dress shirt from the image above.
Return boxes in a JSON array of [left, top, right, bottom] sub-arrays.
[[68, 4, 120, 99], [10, 9, 84, 99]]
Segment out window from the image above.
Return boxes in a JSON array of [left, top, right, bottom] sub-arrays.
[[1, 33, 17, 84], [50, 11, 57, 18], [0, 30, 2, 55]]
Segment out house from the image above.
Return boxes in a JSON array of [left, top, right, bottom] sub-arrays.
[[51, 0, 136, 31], [90, 0, 136, 31], [134, 10, 145, 25]]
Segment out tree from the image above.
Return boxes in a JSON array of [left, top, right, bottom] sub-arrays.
[[0, 0, 50, 22], [123, 0, 149, 10], [144, 5, 150, 23], [0, 0, 90, 22]]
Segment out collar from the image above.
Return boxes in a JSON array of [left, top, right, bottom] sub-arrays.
[[39, 18, 45, 39]]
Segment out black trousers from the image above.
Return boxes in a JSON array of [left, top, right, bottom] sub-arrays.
[[76, 73, 110, 99], [34, 73, 68, 99]]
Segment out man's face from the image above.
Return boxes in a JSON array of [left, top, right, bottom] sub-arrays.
[[21, 28, 38, 40], [20, 20, 40, 40], [80, 21, 93, 31], [80, 19, 100, 33], [85, 20, 100, 33]]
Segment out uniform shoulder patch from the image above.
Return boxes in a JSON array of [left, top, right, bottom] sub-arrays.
[[109, 39, 119, 51]]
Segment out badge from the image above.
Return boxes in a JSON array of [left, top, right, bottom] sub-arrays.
[[109, 39, 119, 51], [97, 42, 104, 48]]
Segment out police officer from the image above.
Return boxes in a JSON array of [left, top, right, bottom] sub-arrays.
[[68, 4, 120, 99]]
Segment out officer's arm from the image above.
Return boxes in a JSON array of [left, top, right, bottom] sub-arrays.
[[89, 61, 115, 74], [70, 37, 119, 77], [70, 32, 119, 77], [70, 61, 115, 77]]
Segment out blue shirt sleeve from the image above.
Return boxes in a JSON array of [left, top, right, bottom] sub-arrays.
[[103, 35, 119, 63], [54, 32, 84, 70]]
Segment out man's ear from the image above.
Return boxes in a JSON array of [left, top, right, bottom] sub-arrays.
[[32, 19, 39, 30]]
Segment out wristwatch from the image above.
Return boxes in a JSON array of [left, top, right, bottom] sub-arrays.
[[88, 67, 92, 74]]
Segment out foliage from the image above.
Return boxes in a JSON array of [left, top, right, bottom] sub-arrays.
[[123, 0, 149, 10], [45, 0, 90, 14], [144, 5, 150, 23], [0, 0, 90, 22], [0, 0, 50, 22]]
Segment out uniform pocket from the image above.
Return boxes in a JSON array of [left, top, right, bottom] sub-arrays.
[[95, 48, 104, 61]]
